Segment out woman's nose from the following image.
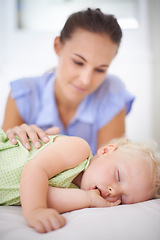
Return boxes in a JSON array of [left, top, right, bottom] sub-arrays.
[[80, 69, 92, 86]]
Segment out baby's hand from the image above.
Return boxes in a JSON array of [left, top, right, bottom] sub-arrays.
[[89, 189, 121, 208], [26, 208, 66, 233]]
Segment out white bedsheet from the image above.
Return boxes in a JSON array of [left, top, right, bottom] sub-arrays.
[[0, 199, 160, 240]]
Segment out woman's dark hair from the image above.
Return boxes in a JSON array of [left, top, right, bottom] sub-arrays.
[[60, 8, 122, 46]]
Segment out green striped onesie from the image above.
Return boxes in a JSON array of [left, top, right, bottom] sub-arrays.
[[0, 129, 91, 205]]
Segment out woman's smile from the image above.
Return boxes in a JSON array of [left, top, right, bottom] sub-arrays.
[[71, 83, 87, 93]]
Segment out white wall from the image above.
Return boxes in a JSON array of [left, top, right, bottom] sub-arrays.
[[0, 0, 159, 148], [148, 0, 160, 150]]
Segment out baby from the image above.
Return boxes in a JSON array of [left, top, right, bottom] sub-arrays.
[[0, 129, 160, 233]]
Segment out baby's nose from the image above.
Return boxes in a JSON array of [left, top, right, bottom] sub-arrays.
[[106, 186, 120, 202], [108, 185, 119, 196]]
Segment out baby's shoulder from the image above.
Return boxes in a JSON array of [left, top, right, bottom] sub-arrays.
[[54, 135, 91, 165]]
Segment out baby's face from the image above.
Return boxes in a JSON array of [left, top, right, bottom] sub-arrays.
[[81, 145, 154, 204]]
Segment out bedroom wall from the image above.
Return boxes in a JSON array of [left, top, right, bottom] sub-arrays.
[[148, 0, 160, 150], [0, 0, 159, 148]]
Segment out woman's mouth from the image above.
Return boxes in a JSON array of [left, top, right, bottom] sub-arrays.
[[71, 84, 86, 93]]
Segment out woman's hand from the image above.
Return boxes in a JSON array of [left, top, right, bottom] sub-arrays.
[[89, 189, 121, 208], [26, 208, 66, 233], [6, 124, 60, 150]]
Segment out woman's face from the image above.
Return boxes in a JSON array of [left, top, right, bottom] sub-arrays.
[[81, 145, 154, 204], [54, 29, 118, 104]]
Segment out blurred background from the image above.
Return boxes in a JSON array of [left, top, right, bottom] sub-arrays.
[[0, 0, 160, 148]]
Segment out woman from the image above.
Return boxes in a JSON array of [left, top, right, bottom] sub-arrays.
[[2, 8, 134, 154]]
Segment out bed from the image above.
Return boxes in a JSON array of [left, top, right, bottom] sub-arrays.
[[0, 199, 160, 240]]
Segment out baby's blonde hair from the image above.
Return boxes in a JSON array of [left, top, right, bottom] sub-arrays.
[[108, 137, 160, 199]]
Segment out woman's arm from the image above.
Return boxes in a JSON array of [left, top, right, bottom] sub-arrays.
[[2, 92, 24, 131], [2, 92, 59, 150], [97, 108, 125, 149], [20, 136, 91, 233]]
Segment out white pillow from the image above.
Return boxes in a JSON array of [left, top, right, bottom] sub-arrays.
[[0, 199, 160, 240]]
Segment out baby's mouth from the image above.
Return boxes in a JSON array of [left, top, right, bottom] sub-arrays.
[[93, 187, 121, 204], [94, 186, 107, 199]]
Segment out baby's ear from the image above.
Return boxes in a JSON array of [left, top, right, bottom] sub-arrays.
[[97, 144, 117, 156]]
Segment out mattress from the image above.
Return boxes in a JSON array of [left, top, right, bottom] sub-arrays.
[[0, 199, 160, 240]]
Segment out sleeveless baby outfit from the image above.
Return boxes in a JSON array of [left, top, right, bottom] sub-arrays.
[[0, 129, 91, 205]]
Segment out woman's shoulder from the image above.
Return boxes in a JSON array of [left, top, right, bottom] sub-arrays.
[[85, 74, 134, 128], [96, 74, 125, 95], [10, 71, 54, 95], [9, 72, 55, 124], [86, 74, 126, 106]]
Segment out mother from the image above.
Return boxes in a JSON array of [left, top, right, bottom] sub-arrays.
[[2, 8, 134, 154]]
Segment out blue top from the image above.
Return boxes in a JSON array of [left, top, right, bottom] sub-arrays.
[[10, 71, 134, 154]]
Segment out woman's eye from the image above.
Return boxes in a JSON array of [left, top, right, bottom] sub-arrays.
[[95, 68, 105, 73], [116, 170, 120, 182], [73, 60, 83, 66]]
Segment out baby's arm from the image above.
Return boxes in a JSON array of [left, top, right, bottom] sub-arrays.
[[47, 187, 121, 213], [20, 136, 90, 233]]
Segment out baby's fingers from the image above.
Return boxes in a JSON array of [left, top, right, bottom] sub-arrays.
[[49, 214, 66, 231], [32, 220, 46, 233], [34, 214, 66, 233]]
